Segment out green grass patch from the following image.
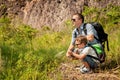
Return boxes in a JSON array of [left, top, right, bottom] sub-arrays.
[[0, 4, 120, 80]]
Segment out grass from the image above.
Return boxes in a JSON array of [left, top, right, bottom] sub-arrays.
[[0, 4, 120, 80], [0, 17, 71, 79]]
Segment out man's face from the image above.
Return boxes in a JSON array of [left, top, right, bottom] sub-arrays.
[[71, 15, 82, 28]]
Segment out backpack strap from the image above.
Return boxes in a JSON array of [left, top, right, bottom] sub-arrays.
[[106, 38, 109, 51], [83, 23, 87, 35], [87, 45, 101, 63], [74, 31, 77, 38], [87, 55, 101, 62], [83, 23, 99, 42], [74, 28, 81, 38]]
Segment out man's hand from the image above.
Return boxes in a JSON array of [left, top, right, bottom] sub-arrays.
[[66, 50, 73, 57], [86, 34, 94, 41], [66, 44, 74, 57]]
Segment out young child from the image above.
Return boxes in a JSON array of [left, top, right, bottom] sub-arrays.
[[68, 35, 100, 74]]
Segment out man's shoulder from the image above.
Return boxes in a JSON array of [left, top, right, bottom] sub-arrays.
[[85, 23, 93, 28]]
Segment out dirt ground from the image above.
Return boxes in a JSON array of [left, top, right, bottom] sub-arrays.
[[49, 59, 120, 80]]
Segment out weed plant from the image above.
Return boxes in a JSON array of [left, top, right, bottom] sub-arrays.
[[0, 16, 71, 80], [0, 4, 120, 80]]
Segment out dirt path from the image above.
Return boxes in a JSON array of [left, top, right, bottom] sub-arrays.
[[49, 60, 120, 80]]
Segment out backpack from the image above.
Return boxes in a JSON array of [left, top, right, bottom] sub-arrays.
[[83, 22, 109, 51], [87, 44, 106, 63]]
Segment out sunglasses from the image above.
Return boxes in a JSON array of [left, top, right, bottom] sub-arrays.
[[75, 44, 81, 46], [71, 19, 76, 22]]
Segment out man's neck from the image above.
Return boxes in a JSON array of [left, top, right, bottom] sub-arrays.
[[77, 23, 83, 30]]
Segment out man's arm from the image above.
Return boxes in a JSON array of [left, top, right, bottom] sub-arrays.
[[66, 44, 74, 57], [66, 30, 76, 57], [86, 24, 95, 42]]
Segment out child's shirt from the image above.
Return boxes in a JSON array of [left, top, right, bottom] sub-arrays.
[[80, 47, 100, 63]]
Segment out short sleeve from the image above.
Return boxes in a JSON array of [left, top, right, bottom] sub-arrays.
[[81, 47, 91, 55], [86, 24, 94, 35]]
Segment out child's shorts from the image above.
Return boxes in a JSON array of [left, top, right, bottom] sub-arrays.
[[83, 56, 98, 69]]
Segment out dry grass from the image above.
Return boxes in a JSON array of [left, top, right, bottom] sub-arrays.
[[49, 58, 120, 80]]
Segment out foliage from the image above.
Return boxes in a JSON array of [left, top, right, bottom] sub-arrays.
[[0, 16, 70, 79], [0, 4, 120, 80]]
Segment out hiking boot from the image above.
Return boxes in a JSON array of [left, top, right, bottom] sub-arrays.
[[80, 67, 93, 74]]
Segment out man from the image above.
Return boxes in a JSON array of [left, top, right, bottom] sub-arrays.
[[66, 13, 99, 57]]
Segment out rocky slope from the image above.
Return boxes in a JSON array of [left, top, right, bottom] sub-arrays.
[[0, 0, 120, 30]]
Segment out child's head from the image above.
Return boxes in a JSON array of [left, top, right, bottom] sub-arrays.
[[75, 35, 87, 48]]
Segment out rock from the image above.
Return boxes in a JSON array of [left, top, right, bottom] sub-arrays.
[[0, 0, 119, 30]]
